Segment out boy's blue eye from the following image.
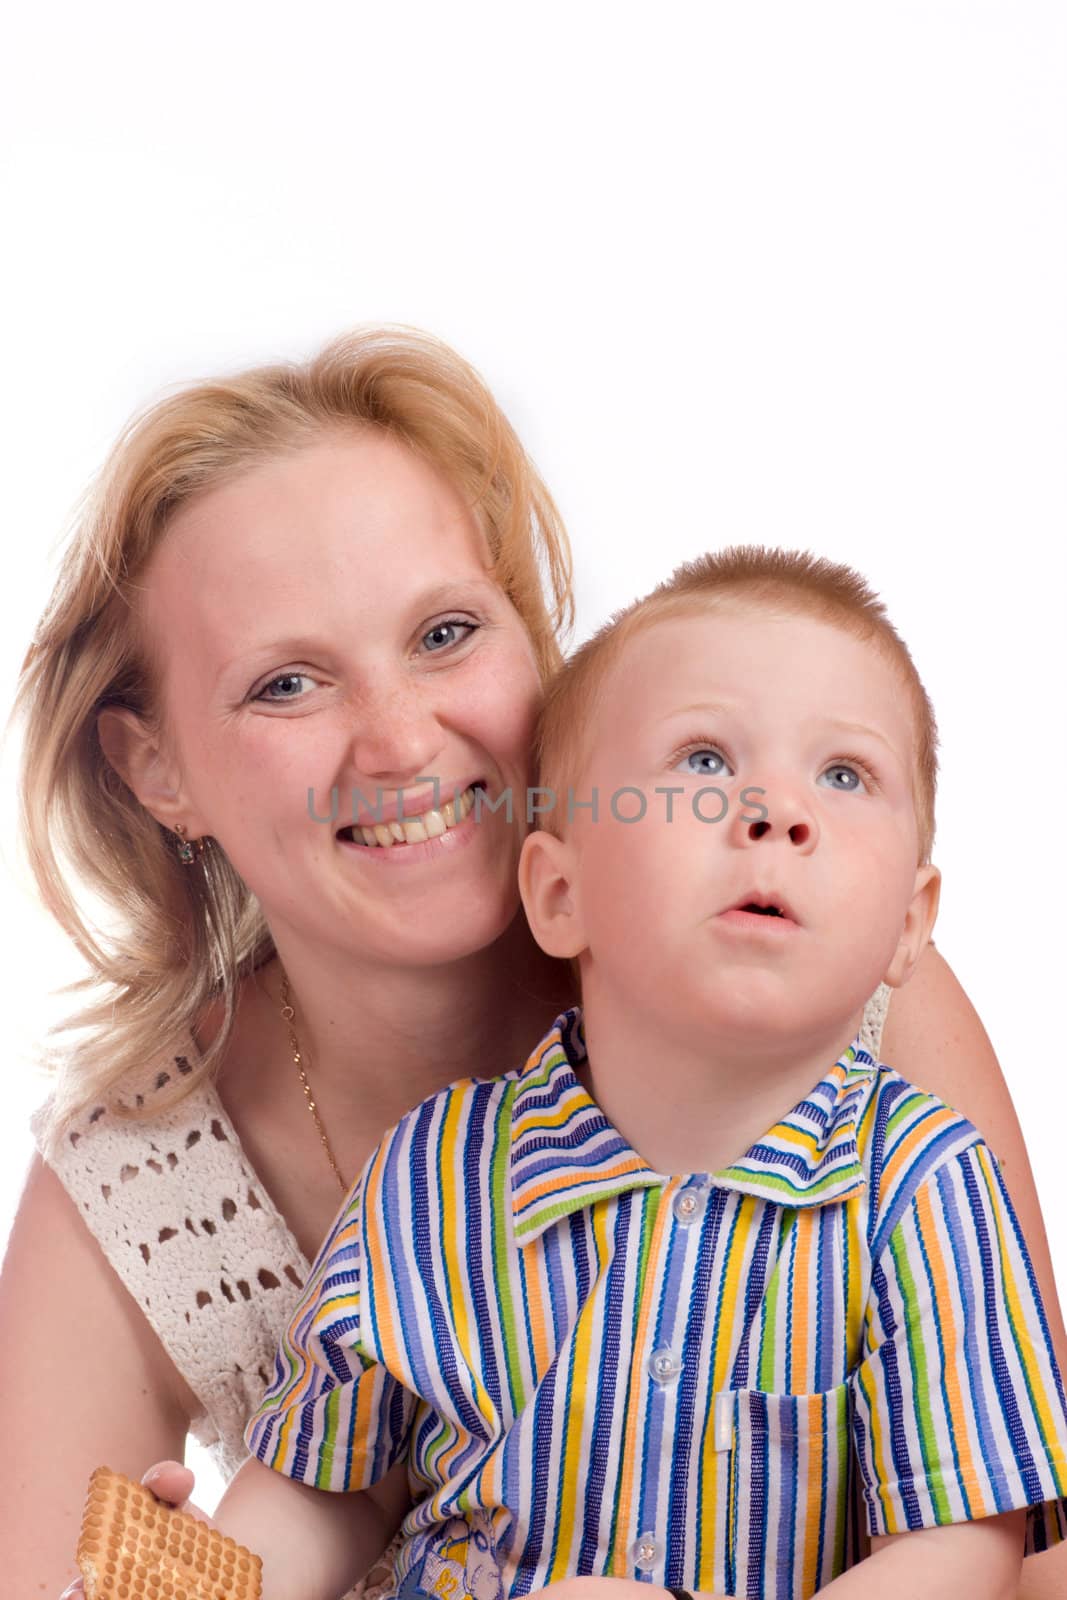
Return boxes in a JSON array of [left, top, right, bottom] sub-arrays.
[[819, 763, 866, 793], [422, 619, 477, 653], [676, 747, 731, 778]]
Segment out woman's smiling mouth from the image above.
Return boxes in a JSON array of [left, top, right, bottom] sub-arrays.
[[336, 782, 483, 849]]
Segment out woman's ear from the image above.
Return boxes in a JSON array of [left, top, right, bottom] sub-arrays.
[[96, 706, 206, 833], [518, 829, 587, 960], [884, 863, 941, 988]]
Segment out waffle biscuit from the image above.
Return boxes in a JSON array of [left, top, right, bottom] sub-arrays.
[[77, 1465, 263, 1600]]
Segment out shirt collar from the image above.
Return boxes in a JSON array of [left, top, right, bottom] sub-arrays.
[[509, 1007, 874, 1244]]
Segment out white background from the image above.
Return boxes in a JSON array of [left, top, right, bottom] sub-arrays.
[[1, 2, 1064, 1507]]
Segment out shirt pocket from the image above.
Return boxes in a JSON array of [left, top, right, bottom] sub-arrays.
[[721, 1383, 851, 1600]]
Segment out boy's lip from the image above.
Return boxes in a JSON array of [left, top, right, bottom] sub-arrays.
[[718, 890, 801, 927]]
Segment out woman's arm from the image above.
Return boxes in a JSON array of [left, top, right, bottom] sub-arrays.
[[883, 945, 1067, 1598], [0, 1155, 197, 1595]]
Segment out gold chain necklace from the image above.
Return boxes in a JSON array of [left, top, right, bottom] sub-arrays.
[[279, 973, 347, 1195]]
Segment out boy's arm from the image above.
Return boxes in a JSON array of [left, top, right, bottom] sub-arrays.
[[541, 1516, 1024, 1600], [814, 1512, 1025, 1598], [213, 1454, 410, 1600]]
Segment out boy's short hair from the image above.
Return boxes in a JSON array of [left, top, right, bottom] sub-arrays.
[[535, 546, 939, 863]]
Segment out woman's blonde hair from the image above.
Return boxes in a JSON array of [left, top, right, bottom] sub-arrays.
[[15, 327, 573, 1142]]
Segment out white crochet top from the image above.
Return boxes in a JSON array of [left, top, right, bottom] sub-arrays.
[[35, 987, 891, 1543]]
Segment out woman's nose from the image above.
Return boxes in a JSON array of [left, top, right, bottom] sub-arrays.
[[348, 678, 447, 787]]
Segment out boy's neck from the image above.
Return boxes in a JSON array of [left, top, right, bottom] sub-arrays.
[[576, 992, 868, 1178]]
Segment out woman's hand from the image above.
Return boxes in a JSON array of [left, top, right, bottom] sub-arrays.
[[56, 1460, 213, 1598]]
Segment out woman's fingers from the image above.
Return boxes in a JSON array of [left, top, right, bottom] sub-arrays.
[[141, 1458, 196, 1509]]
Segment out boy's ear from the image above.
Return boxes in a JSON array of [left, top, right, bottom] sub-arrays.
[[96, 707, 206, 833], [883, 863, 941, 988], [518, 830, 588, 960]]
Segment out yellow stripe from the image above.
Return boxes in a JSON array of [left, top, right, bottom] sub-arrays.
[[845, 1196, 865, 1362], [978, 1147, 1064, 1479], [697, 1195, 756, 1583], [858, 1317, 898, 1533], [550, 1202, 611, 1579], [512, 1097, 586, 1137]]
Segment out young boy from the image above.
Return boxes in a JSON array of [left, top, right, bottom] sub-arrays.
[[203, 549, 1067, 1599]]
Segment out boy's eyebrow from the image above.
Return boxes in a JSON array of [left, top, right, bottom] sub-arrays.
[[822, 717, 903, 758], [658, 700, 738, 722]]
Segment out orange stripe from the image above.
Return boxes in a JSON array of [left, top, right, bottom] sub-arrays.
[[914, 1183, 987, 1515], [361, 1149, 406, 1377], [517, 1158, 650, 1213], [881, 1106, 956, 1198], [520, 1240, 553, 1381], [791, 1213, 823, 1595]]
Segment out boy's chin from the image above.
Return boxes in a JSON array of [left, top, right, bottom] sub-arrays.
[[685, 977, 870, 1052]]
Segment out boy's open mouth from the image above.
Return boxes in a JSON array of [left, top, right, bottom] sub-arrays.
[[719, 893, 800, 927]]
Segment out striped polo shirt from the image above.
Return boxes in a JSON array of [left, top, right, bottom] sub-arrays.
[[247, 1009, 1067, 1600]]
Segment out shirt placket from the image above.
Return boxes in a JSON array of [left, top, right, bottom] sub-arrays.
[[627, 1175, 712, 1585]]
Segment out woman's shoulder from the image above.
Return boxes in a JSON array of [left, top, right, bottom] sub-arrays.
[[32, 1038, 314, 1480], [859, 982, 892, 1058]]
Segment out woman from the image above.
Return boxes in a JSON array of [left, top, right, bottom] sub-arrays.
[[2, 328, 1063, 1598]]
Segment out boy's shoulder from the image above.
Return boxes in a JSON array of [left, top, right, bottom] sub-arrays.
[[855, 1053, 990, 1250]]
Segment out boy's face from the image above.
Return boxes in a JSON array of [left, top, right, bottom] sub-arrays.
[[522, 604, 938, 1051]]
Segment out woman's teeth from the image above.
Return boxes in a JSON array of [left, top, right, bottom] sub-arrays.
[[351, 785, 477, 847]]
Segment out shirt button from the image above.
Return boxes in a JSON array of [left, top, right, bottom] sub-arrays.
[[648, 1346, 683, 1385], [673, 1185, 705, 1224], [632, 1534, 661, 1573]]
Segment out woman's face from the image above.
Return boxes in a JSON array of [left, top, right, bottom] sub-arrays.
[[137, 429, 544, 969]]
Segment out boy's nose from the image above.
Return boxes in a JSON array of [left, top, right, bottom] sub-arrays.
[[730, 786, 819, 853]]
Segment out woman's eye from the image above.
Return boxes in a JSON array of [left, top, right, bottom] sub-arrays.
[[255, 672, 317, 702], [675, 746, 732, 778], [819, 763, 867, 793], [421, 619, 477, 653]]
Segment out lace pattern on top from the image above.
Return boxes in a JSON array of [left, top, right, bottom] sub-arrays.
[[33, 1044, 311, 1482]]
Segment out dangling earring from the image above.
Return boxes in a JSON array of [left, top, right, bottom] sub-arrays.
[[173, 823, 197, 866]]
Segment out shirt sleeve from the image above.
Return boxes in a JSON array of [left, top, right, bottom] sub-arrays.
[[850, 1140, 1067, 1555], [244, 1167, 416, 1492]]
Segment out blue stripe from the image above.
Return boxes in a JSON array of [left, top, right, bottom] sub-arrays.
[[963, 1152, 1043, 1501]]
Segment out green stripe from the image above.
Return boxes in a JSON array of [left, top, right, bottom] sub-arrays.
[[714, 1165, 864, 1203], [607, 1188, 659, 1564], [757, 1213, 789, 1391], [491, 1079, 523, 1415], [886, 1090, 924, 1138], [889, 1218, 949, 1519]]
